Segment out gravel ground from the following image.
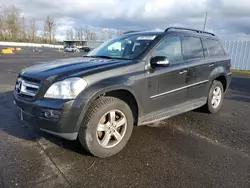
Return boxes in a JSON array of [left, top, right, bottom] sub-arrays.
[[0, 48, 249, 188]]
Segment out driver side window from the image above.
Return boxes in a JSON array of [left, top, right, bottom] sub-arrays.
[[152, 36, 183, 64], [107, 42, 123, 57]]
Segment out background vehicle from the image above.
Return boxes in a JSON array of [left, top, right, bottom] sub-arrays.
[[14, 27, 232, 158], [64, 46, 80, 52], [79, 46, 93, 52]]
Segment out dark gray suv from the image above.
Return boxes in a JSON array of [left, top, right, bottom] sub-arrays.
[[14, 27, 232, 158]]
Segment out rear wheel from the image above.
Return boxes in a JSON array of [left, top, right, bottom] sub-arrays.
[[78, 97, 133, 158], [204, 80, 224, 113]]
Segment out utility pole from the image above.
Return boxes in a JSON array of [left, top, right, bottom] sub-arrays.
[[203, 12, 208, 32]]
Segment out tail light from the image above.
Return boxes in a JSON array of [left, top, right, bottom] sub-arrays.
[[228, 62, 232, 71]]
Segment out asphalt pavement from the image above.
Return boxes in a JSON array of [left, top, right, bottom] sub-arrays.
[[0, 49, 249, 188]]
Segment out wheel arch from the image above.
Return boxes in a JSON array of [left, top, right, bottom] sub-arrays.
[[214, 75, 227, 92], [209, 66, 228, 92], [75, 86, 141, 133]]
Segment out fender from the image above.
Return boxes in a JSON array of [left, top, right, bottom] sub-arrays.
[[209, 65, 227, 81], [207, 65, 228, 91], [73, 81, 142, 133]]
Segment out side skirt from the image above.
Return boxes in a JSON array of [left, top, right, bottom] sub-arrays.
[[40, 129, 78, 140], [138, 97, 207, 126]]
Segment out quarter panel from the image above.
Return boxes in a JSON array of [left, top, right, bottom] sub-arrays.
[[207, 59, 230, 91]]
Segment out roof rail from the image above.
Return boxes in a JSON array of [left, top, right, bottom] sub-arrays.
[[165, 27, 215, 36], [121, 31, 139, 35]]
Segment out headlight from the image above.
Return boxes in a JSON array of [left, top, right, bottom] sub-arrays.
[[44, 78, 87, 99]]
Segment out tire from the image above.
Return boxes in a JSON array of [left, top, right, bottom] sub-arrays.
[[204, 80, 224, 114], [78, 96, 134, 158]]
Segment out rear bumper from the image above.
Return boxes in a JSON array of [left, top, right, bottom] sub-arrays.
[[13, 92, 85, 140], [226, 72, 232, 91]]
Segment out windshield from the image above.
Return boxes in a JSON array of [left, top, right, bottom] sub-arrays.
[[87, 34, 157, 60]]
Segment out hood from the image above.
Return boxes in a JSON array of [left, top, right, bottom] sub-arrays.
[[20, 57, 133, 81]]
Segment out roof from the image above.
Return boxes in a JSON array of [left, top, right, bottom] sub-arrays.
[[165, 27, 215, 36], [63, 40, 87, 42], [122, 30, 164, 36], [122, 27, 216, 38], [63, 40, 104, 42]]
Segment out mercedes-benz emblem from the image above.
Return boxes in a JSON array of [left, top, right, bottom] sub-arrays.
[[16, 80, 22, 94]]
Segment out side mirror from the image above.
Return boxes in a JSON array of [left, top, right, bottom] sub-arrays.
[[150, 56, 169, 68]]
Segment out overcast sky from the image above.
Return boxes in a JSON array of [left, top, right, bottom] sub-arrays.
[[2, 0, 250, 40]]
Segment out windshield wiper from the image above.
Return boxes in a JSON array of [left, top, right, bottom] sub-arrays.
[[83, 55, 130, 60], [84, 55, 113, 59]]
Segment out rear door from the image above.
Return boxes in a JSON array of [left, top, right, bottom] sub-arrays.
[[205, 38, 228, 71], [182, 36, 211, 100]]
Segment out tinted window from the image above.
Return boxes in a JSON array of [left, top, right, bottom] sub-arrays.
[[206, 39, 225, 57], [87, 34, 155, 60], [152, 36, 183, 63], [182, 37, 204, 60]]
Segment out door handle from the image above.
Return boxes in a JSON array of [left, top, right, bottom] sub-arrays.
[[179, 70, 187, 75], [209, 63, 214, 67]]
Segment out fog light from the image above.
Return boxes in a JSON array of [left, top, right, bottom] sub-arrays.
[[44, 111, 51, 118], [42, 110, 60, 119]]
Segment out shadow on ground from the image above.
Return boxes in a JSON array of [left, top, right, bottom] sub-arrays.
[[225, 76, 250, 103], [0, 90, 89, 156]]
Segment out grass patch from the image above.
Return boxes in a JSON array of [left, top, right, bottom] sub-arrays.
[[232, 70, 250, 74]]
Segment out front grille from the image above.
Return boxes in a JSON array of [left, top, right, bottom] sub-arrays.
[[15, 76, 41, 100], [21, 76, 40, 84]]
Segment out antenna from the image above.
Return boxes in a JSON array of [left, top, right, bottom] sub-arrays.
[[203, 12, 208, 32]]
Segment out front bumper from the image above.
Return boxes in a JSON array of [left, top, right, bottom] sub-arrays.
[[14, 92, 84, 140]]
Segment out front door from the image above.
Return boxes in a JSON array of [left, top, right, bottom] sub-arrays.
[[145, 35, 188, 115]]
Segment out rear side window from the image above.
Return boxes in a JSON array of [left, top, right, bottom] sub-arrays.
[[206, 39, 225, 57], [182, 37, 204, 60]]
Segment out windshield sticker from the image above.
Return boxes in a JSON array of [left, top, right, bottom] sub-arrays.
[[137, 36, 156, 40]]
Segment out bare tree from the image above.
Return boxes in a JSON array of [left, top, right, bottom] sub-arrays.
[[0, 8, 4, 39], [5, 5, 21, 41], [65, 29, 74, 40], [28, 19, 37, 42], [83, 29, 97, 40], [0, 4, 99, 44], [79, 28, 84, 41], [107, 31, 113, 39], [75, 28, 80, 40], [83, 29, 89, 40], [0, 5, 10, 41], [0, 5, 61, 44], [43, 15, 56, 43], [66, 28, 96, 41], [89, 31, 96, 40], [100, 28, 113, 40], [52, 23, 57, 44], [69, 29, 74, 40], [116, 29, 124, 36], [65, 29, 70, 40], [20, 16, 26, 41]]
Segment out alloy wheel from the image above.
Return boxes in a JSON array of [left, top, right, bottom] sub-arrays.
[[96, 110, 127, 148]]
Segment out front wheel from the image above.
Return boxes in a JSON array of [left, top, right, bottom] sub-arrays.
[[204, 80, 224, 113], [78, 97, 133, 158]]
